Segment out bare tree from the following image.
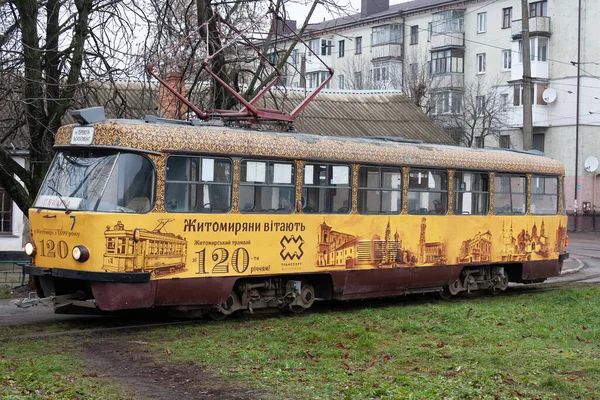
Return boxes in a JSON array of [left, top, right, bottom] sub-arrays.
[[0, 0, 147, 214], [402, 48, 440, 114], [433, 76, 509, 148]]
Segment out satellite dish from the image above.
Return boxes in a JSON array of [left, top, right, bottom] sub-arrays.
[[584, 156, 599, 172], [542, 88, 557, 103]]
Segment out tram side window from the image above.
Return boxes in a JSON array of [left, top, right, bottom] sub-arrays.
[[494, 174, 526, 214], [302, 164, 351, 213], [531, 175, 558, 215], [358, 166, 402, 214], [165, 156, 232, 213], [408, 169, 448, 215], [453, 172, 489, 215], [239, 160, 295, 213]]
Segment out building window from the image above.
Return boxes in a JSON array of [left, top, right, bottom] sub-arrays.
[[500, 93, 509, 111], [533, 133, 545, 152], [529, 0, 548, 17], [431, 49, 464, 74], [338, 75, 345, 89], [453, 172, 489, 215], [291, 49, 299, 65], [372, 24, 402, 46], [494, 174, 526, 214], [536, 38, 548, 61], [502, 50, 511, 70], [428, 22, 432, 41], [477, 12, 487, 33], [338, 40, 345, 57], [407, 169, 448, 215], [513, 84, 536, 106], [358, 166, 402, 214], [410, 25, 419, 44], [531, 175, 558, 214], [502, 7, 512, 28], [431, 91, 462, 115], [476, 95, 485, 115], [475, 136, 484, 148], [477, 53, 486, 74], [0, 188, 12, 233], [432, 10, 464, 34], [373, 64, 388, 82], [308, 39, 319, 56], [320, 39, 332, 56], [239, 160, 296, 213], [499, 135, 511, 149], [307, 71, 331, 89], [355, 36, 362, 54], [303, 164, 351, 214], [354, 71, 362, 89]]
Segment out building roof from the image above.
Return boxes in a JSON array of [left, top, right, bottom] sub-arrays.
[[303, 0, 457, 34], [257, 90, 455, 144]]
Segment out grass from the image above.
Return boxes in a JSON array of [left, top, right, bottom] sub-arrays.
[[0, 337, 123, 400], [0, 285, 13, 299], [144, 288, 600, 399], [1, 287, 599, 399]]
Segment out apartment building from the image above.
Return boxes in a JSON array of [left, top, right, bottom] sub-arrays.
[[280, 0, 600, 215]]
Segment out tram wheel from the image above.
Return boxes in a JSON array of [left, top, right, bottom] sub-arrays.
[[290, 284, 315, 313], [438, 286, 453, 300], [208, 309, 229, 320], [489, 275, 509, 296], [448, 279, 462, 296]]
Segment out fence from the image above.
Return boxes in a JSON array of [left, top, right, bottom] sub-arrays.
[[0, 261, 29, 287]]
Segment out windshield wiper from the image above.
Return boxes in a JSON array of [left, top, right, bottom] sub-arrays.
[[47, 186, 72, 214]]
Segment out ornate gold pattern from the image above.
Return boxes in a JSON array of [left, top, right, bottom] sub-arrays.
[[402, 167, 409, 214], [351, 164, 359, 214], [526, 174, 532, 216], [295, 160, 305, 214], [232, 160, 240, 214], [149, 154, 165, 213], [558, 176, 564, 215], [56, 122, 565, 175], [489, 172, 495, 216], [447, 169, 455, 215]]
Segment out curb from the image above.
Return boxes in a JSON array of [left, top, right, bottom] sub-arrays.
[[561, 256, 584, 275]]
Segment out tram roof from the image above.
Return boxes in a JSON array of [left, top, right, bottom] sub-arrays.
[[55, 120, 564, 175]]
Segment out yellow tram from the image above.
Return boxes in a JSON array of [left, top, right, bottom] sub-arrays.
[[23, 109, 568, 316]]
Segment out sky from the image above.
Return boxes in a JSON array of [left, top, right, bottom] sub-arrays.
[[285, 0, 411, 25]]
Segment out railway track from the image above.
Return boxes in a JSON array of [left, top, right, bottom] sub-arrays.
[[3, 273, 599, 341]]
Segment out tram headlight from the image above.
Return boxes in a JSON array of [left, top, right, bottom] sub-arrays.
[[72, 245, 90, 262], [24, 242, 36, 257], [133, 228, 141, 242]]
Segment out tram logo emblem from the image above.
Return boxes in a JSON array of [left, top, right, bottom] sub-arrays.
[[280, 235, 304, 260]]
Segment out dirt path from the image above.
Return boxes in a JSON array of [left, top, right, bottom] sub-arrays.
[[83, 338, 266, 400]]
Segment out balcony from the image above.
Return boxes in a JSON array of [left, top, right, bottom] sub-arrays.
[[371, 43, 402, 61], [511, 17, 551, 39], [430, 32, 464, 49], [431, 73, 464, 89], [511, 60, 549, 81], [305, 54, 333, 74]]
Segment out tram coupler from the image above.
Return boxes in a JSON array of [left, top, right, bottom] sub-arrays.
[[14, 292, 80, 308]]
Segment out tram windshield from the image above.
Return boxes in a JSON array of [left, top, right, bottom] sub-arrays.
[[34, 151, 155, 213]]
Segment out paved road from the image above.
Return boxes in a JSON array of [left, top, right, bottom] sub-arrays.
[[2, 231, 600, 327]]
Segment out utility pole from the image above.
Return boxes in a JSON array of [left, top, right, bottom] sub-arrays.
[[521, 0, 533, 150]]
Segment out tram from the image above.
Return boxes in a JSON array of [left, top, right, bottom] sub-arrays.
[[20, 11, 568, 316], [22, 110, 569, 316]]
